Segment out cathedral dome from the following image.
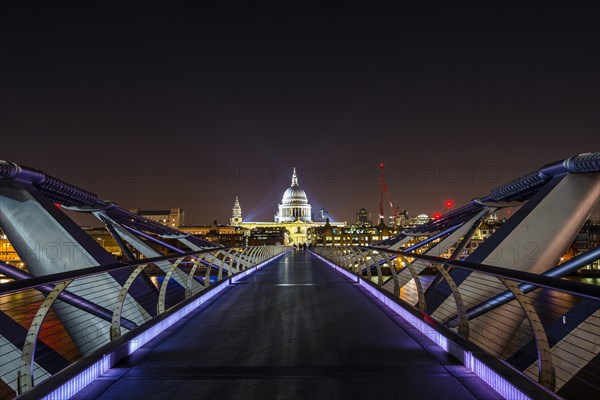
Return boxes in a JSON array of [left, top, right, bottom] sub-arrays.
[[275, 167, 312, 223], [282, 185, 308, 205]]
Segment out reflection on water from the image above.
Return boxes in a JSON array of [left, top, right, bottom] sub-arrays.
[[149, 275, 164, 289], [0, 289, 80, 362], [0, 273, 223, 370], [563, 276, 600, 286]]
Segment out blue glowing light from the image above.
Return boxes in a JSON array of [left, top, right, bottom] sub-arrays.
[[39, 251, 290, 400], [310, 251, 531, 400]]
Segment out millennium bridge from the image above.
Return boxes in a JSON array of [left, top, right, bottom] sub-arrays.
[[0, 154, 599, 399]]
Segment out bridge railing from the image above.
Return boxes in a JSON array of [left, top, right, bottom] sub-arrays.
[[0, 245, 288, 400], [312, 245, 600, 400]]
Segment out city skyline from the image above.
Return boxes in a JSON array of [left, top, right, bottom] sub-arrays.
[[5, 156, 597, 226]]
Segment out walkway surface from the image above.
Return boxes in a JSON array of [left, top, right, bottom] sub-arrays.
[[75, 251, 501, 399]]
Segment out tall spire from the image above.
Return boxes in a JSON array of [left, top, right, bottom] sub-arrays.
[[231, 196, 242, 226], [291, 167, 298, 186]]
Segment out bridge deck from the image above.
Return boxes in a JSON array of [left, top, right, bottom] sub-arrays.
[[75, 251, 501, 399]]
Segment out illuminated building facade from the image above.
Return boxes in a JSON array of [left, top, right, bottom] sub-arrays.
[[130, 208, 185, 228], [356, 207, 371, 226], [0, 231, 20, 265], [307, 219, 392, 246], [567, 219, 600, 272], [248, 227, 287, 246], [406, 214, 432, 228], [234, 167, 345, 244]]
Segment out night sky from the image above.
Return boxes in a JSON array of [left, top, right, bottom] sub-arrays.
[[1, 1, 599, 225]]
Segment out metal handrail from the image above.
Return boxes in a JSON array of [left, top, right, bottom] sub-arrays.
[[0, 245, 288, 399], [0, 247, 231, 295], [365, 246, 600, 300], [315, 244, 600, 397], [310, 247, 563, 400]]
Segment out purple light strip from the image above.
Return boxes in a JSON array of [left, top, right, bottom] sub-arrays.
[[39, 250, 290, 400], [311, 251, 532, 400]]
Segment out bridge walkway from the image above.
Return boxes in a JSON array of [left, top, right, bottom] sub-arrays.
[[74, 251, 501, 399]]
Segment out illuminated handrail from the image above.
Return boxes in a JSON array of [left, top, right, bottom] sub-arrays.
[[0, 245, 289, 399], [312, 245, 600, 399], [365, 246, 600, 300], [0, 248, 228, 296]]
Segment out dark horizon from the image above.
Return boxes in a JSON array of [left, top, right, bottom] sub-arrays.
[[2, 1, 599, 225]]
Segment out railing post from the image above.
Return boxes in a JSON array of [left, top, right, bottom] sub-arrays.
[[399, 255, 426, 312], [434, 261, 469, 339], [111, 264, 149, 340], [499, 278, 556, 391], [18, 280, 73, 395], [387, 254, 401, 297], [186, 256, 206, 298], [157, 257, 185, 314], [246, 246, 261, 269]]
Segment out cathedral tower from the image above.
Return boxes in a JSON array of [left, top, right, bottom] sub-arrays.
[[230, 196, 242, 226]]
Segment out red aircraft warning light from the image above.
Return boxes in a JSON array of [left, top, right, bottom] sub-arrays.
[[445, 200, 453, 208], [433, 213, 442, 220]]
